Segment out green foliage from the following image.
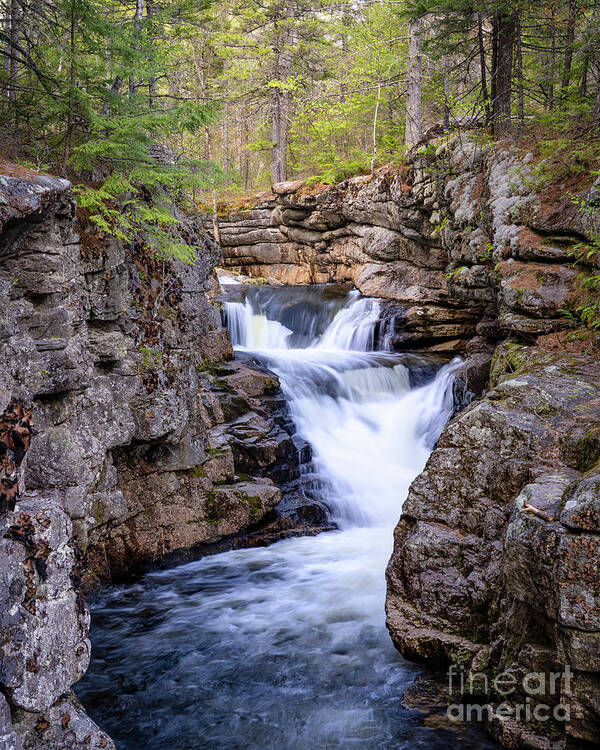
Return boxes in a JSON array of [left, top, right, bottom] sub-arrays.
[[527, 136, 599, 190], [478, 243, 495, 263], [564, 234, 600, 332], [138, 346, 163, 369], [445, 265, 468, 281], [304, 158, 371, 187], [72, 106, 223, 261], [286, 0, 407, 179], [4, 0, 600, 207], [0, 0, 221, 262]]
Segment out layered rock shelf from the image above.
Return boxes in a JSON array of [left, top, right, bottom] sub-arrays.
[[212, 137, 597, 361]]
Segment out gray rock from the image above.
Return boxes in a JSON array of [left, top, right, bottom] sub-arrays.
[[386, 343, 600, 746], [0, 693, 23, 750], [0, 499, 89, 712], [11, 692, 115, 749]]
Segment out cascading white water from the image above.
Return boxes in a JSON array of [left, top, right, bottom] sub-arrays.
[[224, 285, 459, 526], [315, 291, 381, 351], [77, 282, 489, 750], [225, 286, 381, 352], [226, 297, 293, 350]]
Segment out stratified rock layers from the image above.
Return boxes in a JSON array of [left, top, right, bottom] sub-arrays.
[[212, 139, 595, 360]]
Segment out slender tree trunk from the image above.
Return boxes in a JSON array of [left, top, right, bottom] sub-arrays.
[[596, 57, 600, 132], [8, 0, 19, 105], [63, 0, 76, 173], [580, 52, 589, 97], [147, 0, 156, 109], [242, 111, 250, 191], [4, 1, 12, 80], [405, 18, 423, 147], [443, 56, 451, 128], [101, 26, 123, 116], [129, 0, 144, 94], [271, 0, 293, 185], [491, 11, 515, 136], [515, 13, 524, 132], [491, 15, 497, 115], [371, 82, 381, 171], [561, 0, 577, 98], [477, 13, 490, 125], [547, 6, 556, 111], [223, 99, 231, 173]]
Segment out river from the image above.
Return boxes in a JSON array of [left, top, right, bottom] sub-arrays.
[[77, 282, 495, 750]]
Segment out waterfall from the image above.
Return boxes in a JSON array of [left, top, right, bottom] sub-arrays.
[[76, 282, 488, 750], [315, 291, 381, 351], [226, 298, 293, 350], [224, 285, 381, 352], [224, 283, 459, 527]]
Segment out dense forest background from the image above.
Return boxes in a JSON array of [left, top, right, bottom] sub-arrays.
[[1, 0, 599, 252]]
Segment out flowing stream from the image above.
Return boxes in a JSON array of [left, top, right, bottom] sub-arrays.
[[77, 283, 495, 749]]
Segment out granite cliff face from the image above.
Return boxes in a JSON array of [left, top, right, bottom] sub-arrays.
[[215, 135, 600, 747], [0, 171, 316, 748]]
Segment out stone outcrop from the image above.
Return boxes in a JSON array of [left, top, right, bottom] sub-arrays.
[[386, 340, 600, 748], [212, 136, 592, 367], [212, 168, 483, 353], [0, 172, 314, 747]]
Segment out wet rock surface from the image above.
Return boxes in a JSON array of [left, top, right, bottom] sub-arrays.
[[214, 135, 600, 747]]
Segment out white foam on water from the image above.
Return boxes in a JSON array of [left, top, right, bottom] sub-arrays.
[[225, 287, 459, 527]]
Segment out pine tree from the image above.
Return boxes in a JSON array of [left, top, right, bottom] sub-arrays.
[[0, 0, 221, 261]]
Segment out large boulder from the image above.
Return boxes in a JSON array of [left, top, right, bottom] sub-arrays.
[[386, 341, 600, 746]]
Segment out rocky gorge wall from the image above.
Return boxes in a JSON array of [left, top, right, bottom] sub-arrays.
[[214, 135, 600, 748], [0, 171, 324, 748]]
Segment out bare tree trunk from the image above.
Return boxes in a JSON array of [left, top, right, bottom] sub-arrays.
[[561, 0, 577, 98], [223, 99, 231, 174], [405, 18, 423, 147], [3, 1, 12, 80], [516, 13, 524, 132], [478, 13, 490, 125], [63, 0, 76, 173], [8, 0, 19, 105], [371, 82, 381, 171], [147, 0, 156, 109], [491, 15, 497, 115], [492, 11, 515, 136], [271, 0, 293, 185], [129, 0, 144, 94], [547, 6, 556, 111], [581, 52, 589, 97], [242, 112, 250, 191], [443, 56, 451, 128], [596, 57, 600, 133]]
